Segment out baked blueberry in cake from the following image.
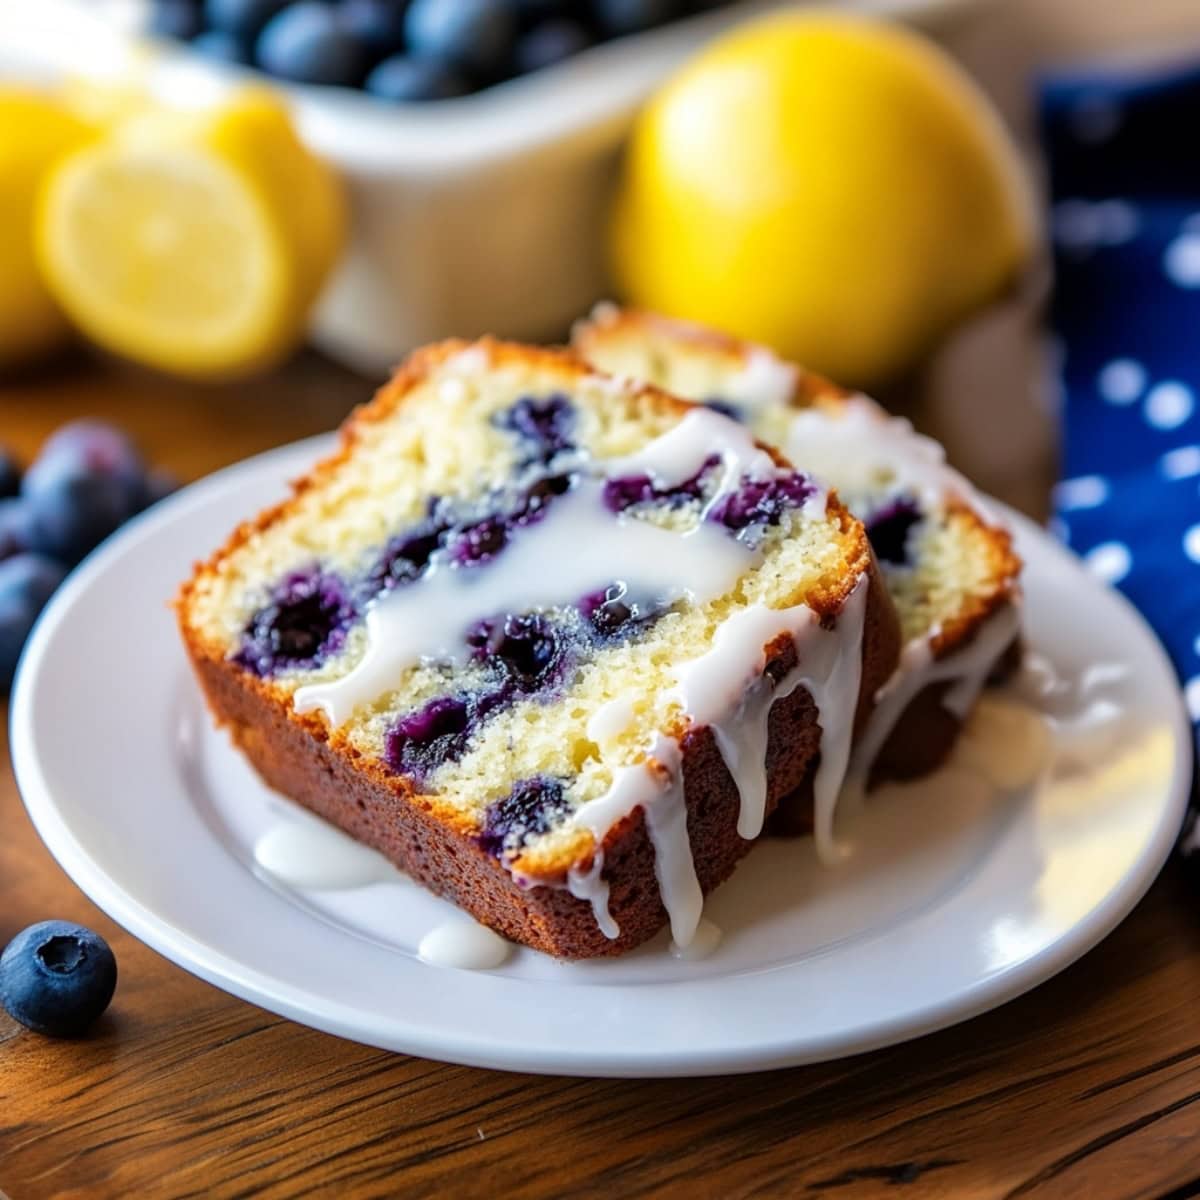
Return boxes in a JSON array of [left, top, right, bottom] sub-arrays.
[[177, 339, 900, 956], [574, 306, 1022, 811]]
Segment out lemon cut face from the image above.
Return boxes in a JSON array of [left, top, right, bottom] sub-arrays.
[[41, 145, 289, 375], [609, 13, 1035, 387], [37, 90, 345, 379]]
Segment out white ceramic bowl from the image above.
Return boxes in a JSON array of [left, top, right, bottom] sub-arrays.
[[0, 0, 985, 374]]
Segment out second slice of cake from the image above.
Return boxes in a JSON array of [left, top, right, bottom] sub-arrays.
[[178, 340, 899, 957]]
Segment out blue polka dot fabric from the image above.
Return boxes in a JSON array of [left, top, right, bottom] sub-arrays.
[[1041, 60, 1200, 851]]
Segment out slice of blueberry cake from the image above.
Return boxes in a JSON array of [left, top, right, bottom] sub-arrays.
[[574, 307, 1022, 814], [178, 339, 900, 957]]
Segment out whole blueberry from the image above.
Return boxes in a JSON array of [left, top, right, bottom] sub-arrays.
[[0, 447, 19, 500], [0, 499, 34, 561], [147, 0, 205, 39], [0, 922, 117, 1037], [514, 18, 593, 73], [405, 0, 517, 76], [205, 0, 290, 38], [340, 0, 410, 57], [256, 2, 368, 86], [39, 420, 145, 478], [591, 0, 681, 38], [365, 55, 470, 102], [191, 29, 255, 63], [22, 422, 147, 563], [0, 554, 67, 686]]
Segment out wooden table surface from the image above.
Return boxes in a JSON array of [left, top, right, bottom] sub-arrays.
[[0, 345, 1197, 1200]]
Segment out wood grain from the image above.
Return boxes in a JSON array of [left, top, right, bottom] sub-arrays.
[[0, 342, 1197, 1199]]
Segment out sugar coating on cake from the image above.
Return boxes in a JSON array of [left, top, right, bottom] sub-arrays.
[[180, 339, 884, 949], [573, 307, 1022, 788]]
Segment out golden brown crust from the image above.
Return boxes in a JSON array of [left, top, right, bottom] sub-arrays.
[[926, 500, 1022, 660], [573, 307, 853, 412], [176, 337, 902, 957]]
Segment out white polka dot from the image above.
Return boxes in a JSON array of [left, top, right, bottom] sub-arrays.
[[1070, 94, 1123, 143], [1186, 677, 1200, 723], [1094, 199, 1139, 244], [1054, 200, 1102, 250], [1165, 234, 1200, 287], [1162, 445, 1200, 480], [1052, 199, 1138, 252], [1084, 541, 1132, 585], [1185, 524, 1200, 564], [1194, 633, 1200, 657], [1098, 358, 1145, 404], [1145, 381, 1195, 430], [1054, 474, 1109, 510]]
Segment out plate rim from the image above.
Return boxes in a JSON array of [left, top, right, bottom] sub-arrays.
[[9, 435, 1194, 1077]]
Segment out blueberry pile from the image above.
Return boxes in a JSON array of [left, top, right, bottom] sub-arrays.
[[0, 921, 117, 1037], [147, 0, 741, 102], [0, 421, 175, 689]]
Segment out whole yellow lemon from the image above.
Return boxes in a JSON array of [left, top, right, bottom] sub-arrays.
[[0, 88, 94, 367], [609, 12, 1035, 387]]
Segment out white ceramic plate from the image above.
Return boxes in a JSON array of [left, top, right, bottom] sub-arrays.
[[11, 437, 1193, 1077]]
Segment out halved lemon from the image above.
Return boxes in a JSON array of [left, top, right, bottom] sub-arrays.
[[37, 89, 345, 379]]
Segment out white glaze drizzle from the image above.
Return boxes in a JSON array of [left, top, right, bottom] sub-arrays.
[[294, 409, 798, 727], [669, 576, 868, 858], [639, 737, 703, 948], [418, 920, 512, 970], [566, 852, 617, 940], [846, 604, 1023, 799], [606, 406, 775, 502], [723, 350, 800, 415], [783, 395, 993, 520], [670, 917, 723, 961], [562, 576, 868, 944], [254, 820, 395, 890], [560, 736, 702, 947], [586, 695, 636, 746]]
